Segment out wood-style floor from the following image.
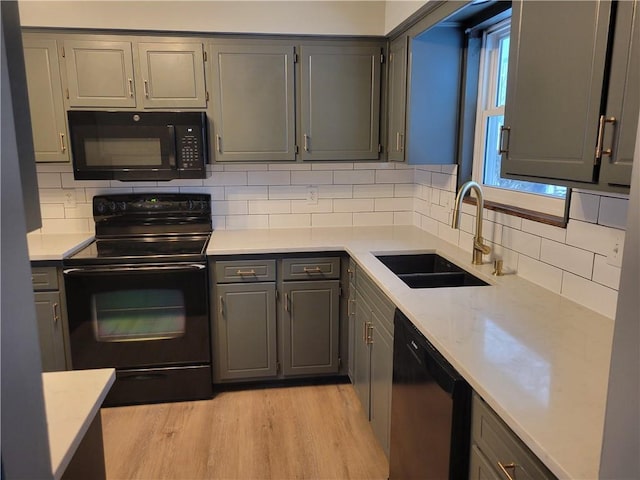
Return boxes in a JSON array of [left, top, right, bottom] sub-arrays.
[[101, 383, 389, 480]]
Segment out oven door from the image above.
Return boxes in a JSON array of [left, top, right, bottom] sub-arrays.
[[64, 262, 210, 370]]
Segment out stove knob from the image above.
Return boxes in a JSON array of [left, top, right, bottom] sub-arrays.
[[96, 202, 106, 214], [109, 202, 117, 212], [119, 202, 127, 211]]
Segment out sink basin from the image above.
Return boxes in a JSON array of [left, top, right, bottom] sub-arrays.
[[375, 253, 489, 288]]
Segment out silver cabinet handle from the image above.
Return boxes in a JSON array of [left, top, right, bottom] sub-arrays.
[[59, 133, 66, 152], [367, 322, 374, 345], [303, 134, 309, 152], [216, 134, 222, 153], [285, 293, 290, 313], [236, 269, 256, 276], [499, 125, 511, 155], [362, 320, 367, 343], [143, 79, 150, 98], [52, 302, 60, 324], [128, 78, 134, 97], [396, 132, 401, 152], [303, 266, 322, 274], [219, 296, 224, 318], [497, 462, 517, 480], [595, 115, 616, 159]]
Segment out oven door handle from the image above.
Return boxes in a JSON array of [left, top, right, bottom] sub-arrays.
[[63, 264, 206, 275]]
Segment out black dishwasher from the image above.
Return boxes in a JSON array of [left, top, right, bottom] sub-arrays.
[[389, 309, 471, 480]]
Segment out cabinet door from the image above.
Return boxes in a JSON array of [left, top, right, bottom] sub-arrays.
[[281, 280, 340, 376], [299, 44, 381, 161], [137, 42, 207, 109], [599, 0, 639, 189], [209, 43, 296, 162], [369, 314, 393, 459], [33, 291, 66, 372], [352, 290, 371, 416], [387, 36, 408, 162], [469, 445, 501, 480], [501, 1, 612, 183], [22, 36, 69, 162], [63, 39, 136, 108], [214, 283, 277, 381]]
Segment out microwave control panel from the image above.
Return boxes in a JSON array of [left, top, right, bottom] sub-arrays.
[[176, 126, 204, 170]]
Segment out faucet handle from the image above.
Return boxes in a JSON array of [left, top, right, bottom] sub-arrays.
[[492, 259, 504, 276]]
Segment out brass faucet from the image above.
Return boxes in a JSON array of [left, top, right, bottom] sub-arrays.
[[451, 181, 491, 265]]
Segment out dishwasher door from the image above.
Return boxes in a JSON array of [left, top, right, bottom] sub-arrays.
[[389, 309, 471, 480]]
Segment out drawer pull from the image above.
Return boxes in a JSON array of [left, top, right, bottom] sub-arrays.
[[497, 461, 517, 480], [303, 266, 322, 274], [236, 269, 256, 276]]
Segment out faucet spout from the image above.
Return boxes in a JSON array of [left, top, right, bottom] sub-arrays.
[[451, 181, 491, 265]]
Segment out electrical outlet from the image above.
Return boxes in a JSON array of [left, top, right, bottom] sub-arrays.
[[306, 186, 318, 205], [606, 231, 624, 268], [63, 189, 76, 208]]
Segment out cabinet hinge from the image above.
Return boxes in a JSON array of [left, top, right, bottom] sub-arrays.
[[65, 88, 69, 100], [339, 286, 343, 297], [275, 289, 280, 301], [378, 144, 383, 153], [276, 361, 281, 373], [206, 91, 210, 102], [338, 357, 342, 368], [293, 52, 298, 63], [61, 46, 65, 58], [295, 145, 299, 154], [203, 50, 207, 62], [380, 53, 385, 64]]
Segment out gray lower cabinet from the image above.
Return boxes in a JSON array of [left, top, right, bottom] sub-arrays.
[[299, 44, 382, 161], [214, 283, 277, 381], [501, 0, 637, 192], [208, 42, 296, 162], [31, 266, 68, 372], [470, 393, 556, 480], [350, 264, 394, 458], [280, 280, 340, 376], [22, 34, 69, 162]]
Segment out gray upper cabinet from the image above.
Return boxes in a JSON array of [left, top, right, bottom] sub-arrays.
[[281, 280, 340, 376], [299, 44, 381, 161], [22, 35, 69, 162], [214, 282, 278, 381], [501, 0, 637, 192], [209, 43, 296, 162], [598, 0, 639, 189], [137, 42, 207, 109], [62, 37, 207, 110], [387, 36, 408, 162], [63, 39, 137, 108]]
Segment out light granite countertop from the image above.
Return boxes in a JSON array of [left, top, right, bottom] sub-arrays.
[[207, 226, 614, 480], [27, 232, 94, 261], [42, 368, 115, 479]]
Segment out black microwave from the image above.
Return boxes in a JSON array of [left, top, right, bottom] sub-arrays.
[[67, 111, 208, 181]]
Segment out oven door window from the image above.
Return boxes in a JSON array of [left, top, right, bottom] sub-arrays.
[[92, 289, 186, 342]]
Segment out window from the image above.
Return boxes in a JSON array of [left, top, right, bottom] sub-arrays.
[[473, 19, 567, 218]]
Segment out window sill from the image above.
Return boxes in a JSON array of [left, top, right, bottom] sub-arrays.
[[463, 197, 567, 228]]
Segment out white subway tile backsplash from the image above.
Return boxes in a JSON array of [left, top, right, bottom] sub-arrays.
[[598, 196, 629, 229], [441, 164, 458, 175], [566, 219, 618, 256], [522, 219, 567, 243], [438, 223, 460, 245], [353, 184, 394, 198], [212, 216, 226, 230], [374, 197, 413, 212], [561, 272, 618, 319], [225, 186, 268, 201], [311, 212, 353, 227], [354, 212, 394, 226], [248, 171, 290, 186], [414, 198, 430, 217], [334, 170, 375, 184], [204, 171, 247, 186], [291, 170, 333, 185], [269, 213, 311, 228], [517, 255, 563, 294], [312, 162, 354, 170], [592, 255, 622, 290], [431, 172, 455, 191], [318, 185, 353, 199], [354, 162, 395, 170], [394, 184, 416, 198], [334, 198, 374, 213], [393, 211, 414, 225], [40, 218, 92, 234], [223, 163, 268, 172], [248, 200, 291, 214], [484, 210, 523, 229], [291, 199, 333, 214], [225, 214, 269, 229], [212, 200, 249, 215], [458, 230, 474, 253], [163, 178, 204, 187], [37, 173, 62, 188], [501, 227, 541, 259], [268, 185, 308, 200], [179, 186, 224, 199], [35, 163, 73, 173], [64, 203, 93, 219], [420, 215, 439, 236], [40, 204, 65, 219], [268, 163, 311, 171], [540, 239, 594, 279], [375, 169, 414, 184], [415, 169, 431, 186], [430, 204, 451, 225], [569, 192, 600, 223]]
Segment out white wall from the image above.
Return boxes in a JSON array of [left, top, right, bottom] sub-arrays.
[[19, 1, 388, 36], [384, 0, 427, 34]]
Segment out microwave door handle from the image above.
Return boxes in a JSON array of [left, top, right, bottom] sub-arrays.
[[167, 124, 177, 167]]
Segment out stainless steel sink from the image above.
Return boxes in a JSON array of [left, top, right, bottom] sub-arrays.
[[375, 253, 489, 288]]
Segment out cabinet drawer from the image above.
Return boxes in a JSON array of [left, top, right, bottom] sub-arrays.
[[214, 260, 276, 283], [31, 267, 59, 291], [472, 394, 556, 480], [281, 257, 340, 280]]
